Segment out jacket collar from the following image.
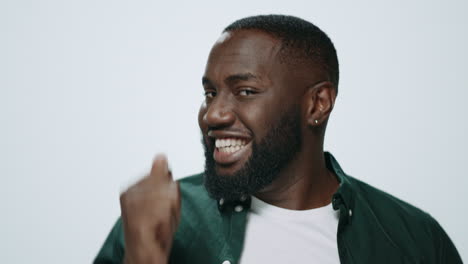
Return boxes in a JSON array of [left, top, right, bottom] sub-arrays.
[[326, 152, 355, 225]]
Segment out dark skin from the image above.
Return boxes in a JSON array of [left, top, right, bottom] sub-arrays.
[[199, 29, 339, 210], [119, 29, 339, 263]]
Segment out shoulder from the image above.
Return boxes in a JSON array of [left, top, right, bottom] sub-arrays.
[[346, 175, 462, 262], [177, 173, 215, 212], [348, 176, 431, 221], [347, 175, 438, 236]]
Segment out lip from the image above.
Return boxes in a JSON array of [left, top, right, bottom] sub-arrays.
[[206, 130, 253, 167], [208, 130, 252, 141], [213, 141, 252, 165]]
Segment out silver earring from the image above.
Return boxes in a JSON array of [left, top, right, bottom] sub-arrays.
[[314, 120, 319, 124]]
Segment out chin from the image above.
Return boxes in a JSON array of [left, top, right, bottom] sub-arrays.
[[215, 164, 243, 178]]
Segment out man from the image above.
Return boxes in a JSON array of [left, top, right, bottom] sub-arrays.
[[94, 15, 462, 264]]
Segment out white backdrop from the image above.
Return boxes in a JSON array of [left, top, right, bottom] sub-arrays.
[[1, 0, 467, 263]]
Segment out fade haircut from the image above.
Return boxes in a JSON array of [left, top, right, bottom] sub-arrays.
[[224, 14, 339, 91]]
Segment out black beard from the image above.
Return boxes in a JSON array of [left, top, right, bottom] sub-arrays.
[[201, 105, 302, 201]]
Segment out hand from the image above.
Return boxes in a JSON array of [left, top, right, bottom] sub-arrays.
[[120, 154, 181, 264]]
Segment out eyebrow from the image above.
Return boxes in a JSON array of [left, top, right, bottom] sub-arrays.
[[225, 73, 258, 84], [202, 72, 259, 87]]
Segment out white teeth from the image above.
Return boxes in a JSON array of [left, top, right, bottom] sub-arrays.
[[215, 138, 247, 153]]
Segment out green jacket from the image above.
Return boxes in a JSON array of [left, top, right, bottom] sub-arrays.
[[94, 153, 462, 264]]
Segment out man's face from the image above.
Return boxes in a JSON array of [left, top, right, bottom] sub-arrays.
[[198, 30, 305, 200]]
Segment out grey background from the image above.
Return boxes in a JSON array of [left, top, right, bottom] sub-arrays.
[[1, 0, 466, 263]]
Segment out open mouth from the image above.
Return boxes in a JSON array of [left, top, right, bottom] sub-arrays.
[[213, 137, 252, 165], [215, 138, 248, 153]]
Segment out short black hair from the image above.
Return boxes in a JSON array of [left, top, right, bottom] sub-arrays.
[[224, 14, 339, 90]]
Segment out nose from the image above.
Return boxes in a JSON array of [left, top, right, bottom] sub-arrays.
[[202, 95, 236, 129]]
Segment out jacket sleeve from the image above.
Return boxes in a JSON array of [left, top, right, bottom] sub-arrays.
[[431, 218, 463, 263], [93, 218, 125, 264]]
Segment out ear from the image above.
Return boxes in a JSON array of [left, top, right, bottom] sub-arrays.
[[303, 81, 336, 127]]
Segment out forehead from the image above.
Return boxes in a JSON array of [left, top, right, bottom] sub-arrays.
[[204, 30, 283, 80]]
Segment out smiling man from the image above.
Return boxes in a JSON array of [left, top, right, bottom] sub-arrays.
[[94, 15, 462, 264]]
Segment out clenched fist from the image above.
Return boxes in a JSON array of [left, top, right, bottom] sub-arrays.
[[120, 155, 181, 264]]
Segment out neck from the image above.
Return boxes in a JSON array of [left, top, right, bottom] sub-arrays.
[[254, 146, 339, 210]]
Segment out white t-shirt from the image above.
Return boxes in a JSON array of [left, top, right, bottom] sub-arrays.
[[239, 196, 341, 264]]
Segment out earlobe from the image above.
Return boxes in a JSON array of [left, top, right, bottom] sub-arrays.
[[304, 81, 336, 127]]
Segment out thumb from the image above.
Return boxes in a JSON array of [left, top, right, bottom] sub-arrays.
[[150, 154, 170, 184]]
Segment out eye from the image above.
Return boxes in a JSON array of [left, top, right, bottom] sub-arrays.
[[204, 90, 217, 98], [239, 88, 256, 96]]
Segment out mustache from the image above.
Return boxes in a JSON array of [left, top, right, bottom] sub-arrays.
[[207, 127, 250, 134]]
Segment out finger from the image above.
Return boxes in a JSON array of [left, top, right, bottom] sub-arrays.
[[149, 154, 171, 184]]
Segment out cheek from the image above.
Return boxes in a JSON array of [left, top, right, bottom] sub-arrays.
[[198, 102, 207, 130], [239, 103, 274, 139], [246, 96, 297, 138]]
